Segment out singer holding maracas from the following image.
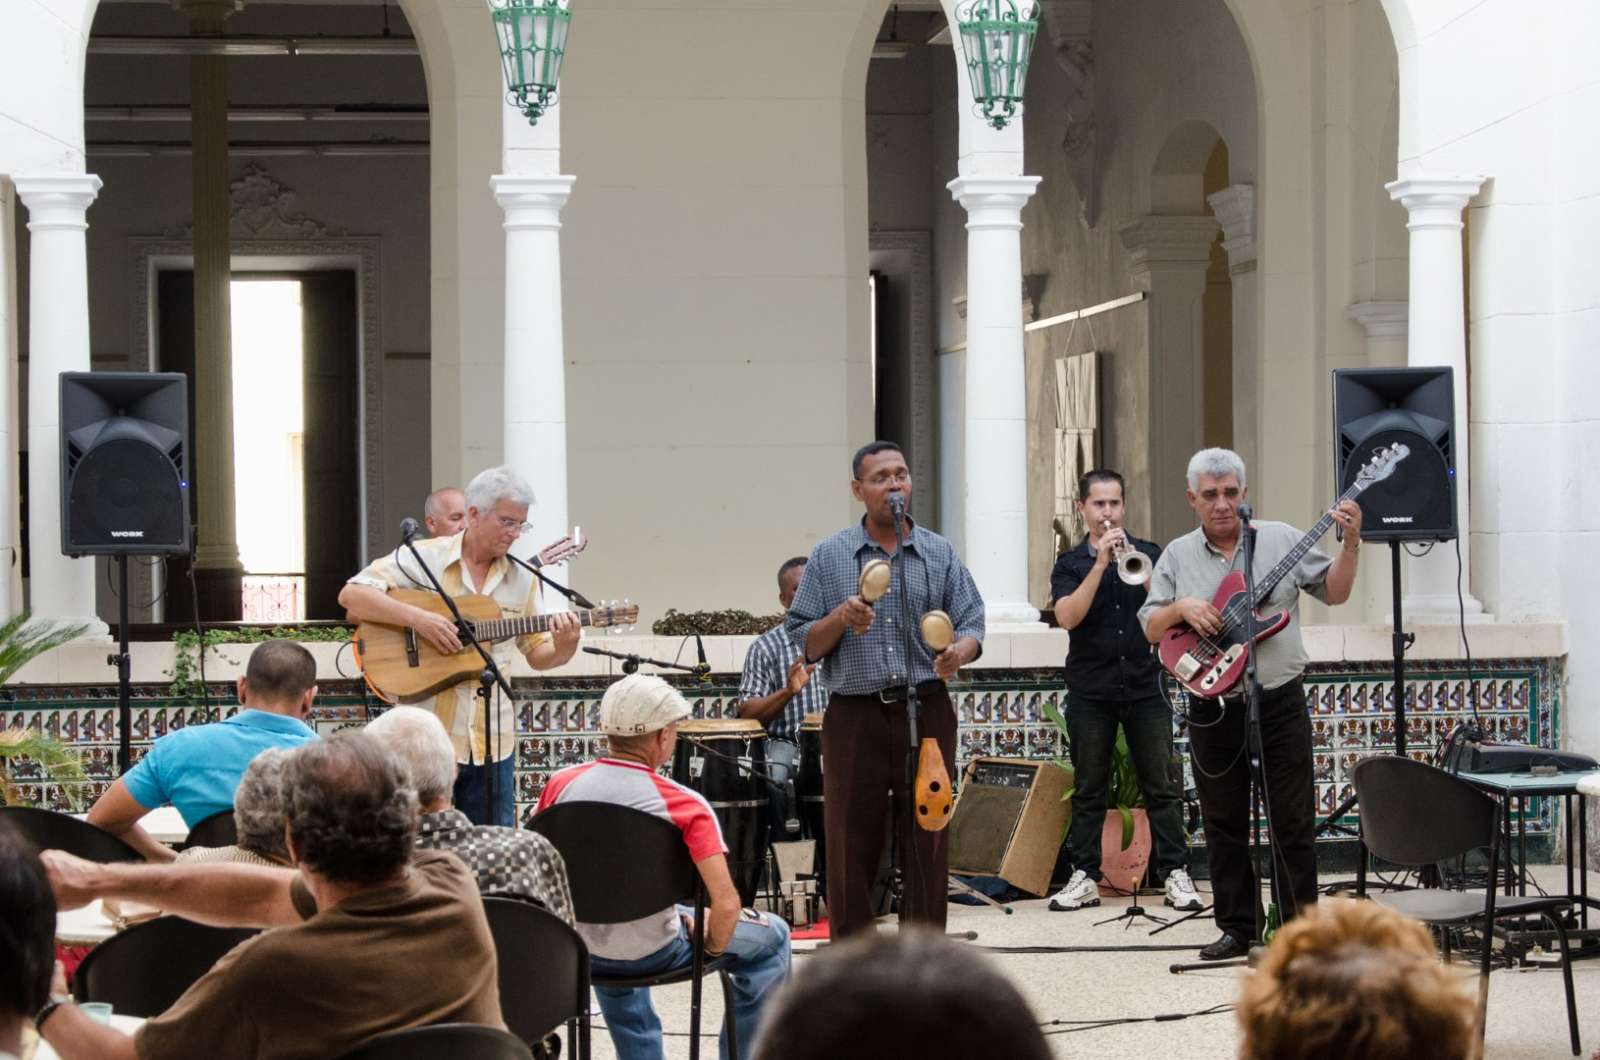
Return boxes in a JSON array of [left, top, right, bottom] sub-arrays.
[[784, 442, 986, 939]]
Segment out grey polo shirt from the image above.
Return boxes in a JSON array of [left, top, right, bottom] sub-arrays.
[[1137, 521, 1333, 693]]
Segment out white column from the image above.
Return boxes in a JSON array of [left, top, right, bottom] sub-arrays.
[[13, 174, 109, 636], [0, 181, 17, 619], [1207, 184, 1259, 476], [492, 174, 576, 583], [947, 175, 1042, 627], [1347, 301, 1408, 367], [1385, 175, 1488, 619], [1119, 215, 1220, 544]]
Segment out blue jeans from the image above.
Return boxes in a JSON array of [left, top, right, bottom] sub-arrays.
[[1064, 693, 1189, 882], [453, 754, 515, 827], [590, 908, 791, 1060]]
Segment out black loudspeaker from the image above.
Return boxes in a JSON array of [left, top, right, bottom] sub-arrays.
[[60, 372, 190, 557], [1332, 367, 1456, 543]]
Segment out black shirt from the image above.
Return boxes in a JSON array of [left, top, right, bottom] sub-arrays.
[[1049, 535, 1164, 702]]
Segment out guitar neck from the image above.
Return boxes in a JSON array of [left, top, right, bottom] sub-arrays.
[[469, 608, 602, 643], [1249, 482, 1364, 605]]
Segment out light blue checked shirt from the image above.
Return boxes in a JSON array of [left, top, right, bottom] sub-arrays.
[[785, 519, 986, 696], [739, 622, 832, 742]]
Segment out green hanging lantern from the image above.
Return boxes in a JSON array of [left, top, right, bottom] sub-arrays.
[[955, 0, 1039, 130], [489, 0, 572, 126]]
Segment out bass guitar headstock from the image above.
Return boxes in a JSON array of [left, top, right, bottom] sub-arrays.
[[1353, 441, 1410, 491]]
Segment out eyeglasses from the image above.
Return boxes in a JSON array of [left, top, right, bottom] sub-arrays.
[[493, 516, 533, 534], [858, 470, 912, 488]]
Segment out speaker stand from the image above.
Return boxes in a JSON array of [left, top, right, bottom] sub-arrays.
[[108, 554, 134, 775]]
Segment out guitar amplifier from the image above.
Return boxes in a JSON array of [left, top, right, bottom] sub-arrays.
[[948, 758, 1071, 897]]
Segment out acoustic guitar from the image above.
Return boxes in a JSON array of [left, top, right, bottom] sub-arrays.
[[355, 588, 638, 700], [1157, 442, 1407, 699]]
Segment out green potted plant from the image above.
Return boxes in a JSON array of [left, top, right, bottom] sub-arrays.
[[1043, 700, 1152, 896], [0, 613, 91, 809]]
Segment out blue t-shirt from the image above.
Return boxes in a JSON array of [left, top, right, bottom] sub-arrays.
[[122, 709, 317, 826]]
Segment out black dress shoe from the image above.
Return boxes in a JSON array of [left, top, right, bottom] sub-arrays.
[[1198, 933, 1250, 961]]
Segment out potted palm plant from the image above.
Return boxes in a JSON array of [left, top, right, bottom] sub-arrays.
[[0, 613, 91, 809], [1044, 701, 1152, 896]]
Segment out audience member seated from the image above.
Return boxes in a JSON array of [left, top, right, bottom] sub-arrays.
[[0, 825, 56, 1060], [87, 641, 320, 861], [537, 674, 791, 1060], [751, 929, 1051, 1060], [36, 731, 505, 1060], [174, 749, 291, 867], [1236, 898, 1476, 1060], [366, 706, 574, 923]]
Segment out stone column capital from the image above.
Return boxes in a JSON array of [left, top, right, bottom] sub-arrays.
[[1206, 183, 1256, 271], [947, 175, 1041, 229], [1118, 214, 1219, 273], [13, 174, 103, 229], [1385, 175, 1486, 231], [1347, 300, 1409, 340], [492, 174, 576, 231]]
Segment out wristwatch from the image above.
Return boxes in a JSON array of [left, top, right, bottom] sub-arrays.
[[35, 993, 73, 1031]]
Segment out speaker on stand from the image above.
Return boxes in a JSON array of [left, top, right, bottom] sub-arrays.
[[60, 372, 190, 774], [1318, 367, 1456, 865]]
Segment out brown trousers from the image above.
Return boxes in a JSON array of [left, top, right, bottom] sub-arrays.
[[822, 685, 957, 939]]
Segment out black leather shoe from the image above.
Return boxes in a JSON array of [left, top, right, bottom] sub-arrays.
[[1198, 933, 1250, 961]]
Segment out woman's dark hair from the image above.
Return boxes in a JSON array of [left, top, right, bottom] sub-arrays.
[[0, 825, 56, 1018], [282, 732, 417, 885], [753, 930, 1051, 1060]]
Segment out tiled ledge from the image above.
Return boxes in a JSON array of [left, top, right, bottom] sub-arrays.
[[6, 620, 1566, 687]]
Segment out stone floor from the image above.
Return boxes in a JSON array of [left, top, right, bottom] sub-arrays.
[[582, 866, 1600, 1059]]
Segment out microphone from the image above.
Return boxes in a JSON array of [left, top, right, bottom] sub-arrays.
[[1237, 502, 1253, 524], [694, 634, 712, 681], [785, 780, 801, 836], [400, 517, 421, 541], [887, 491, 906, 516]]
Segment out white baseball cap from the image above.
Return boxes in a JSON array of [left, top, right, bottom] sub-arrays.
[[599, 674, 692, 736]]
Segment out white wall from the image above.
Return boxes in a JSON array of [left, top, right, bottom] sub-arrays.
[[553, 1, 882, 621]]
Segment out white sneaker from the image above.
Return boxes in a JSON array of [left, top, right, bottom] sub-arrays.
[[1164, 868, 1203, 911], [1047, 870, 1100, 911]]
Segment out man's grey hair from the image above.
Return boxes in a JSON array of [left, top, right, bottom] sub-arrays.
[[365, 706, 457, 807], [1186, 448, 1248, 491], [233, 748, 291, 861], [465, 465, 535, 513], [423, 487, 462, 520]]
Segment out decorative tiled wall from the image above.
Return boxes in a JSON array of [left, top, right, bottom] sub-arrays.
[[2, 657, 1563, 840]]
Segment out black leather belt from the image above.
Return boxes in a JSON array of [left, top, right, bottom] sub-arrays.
[[874, 679, 946, 703]]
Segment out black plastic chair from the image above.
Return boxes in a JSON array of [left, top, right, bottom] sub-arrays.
[[183, 807, 237, 849], [526, 801, 739, 1060], [1353, 756, 1580, 1055], [333, 1024, 533, 1060], [73, 915, 259, 1016], [0, 806, 142, 862], [482, 896, 589, 1053]]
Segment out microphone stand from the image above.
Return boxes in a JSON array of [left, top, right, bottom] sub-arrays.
[[506, 551, 597, 610], [890, 495, 925, 917], [401, 525, 516, 824], [582, 645, 699, 677]]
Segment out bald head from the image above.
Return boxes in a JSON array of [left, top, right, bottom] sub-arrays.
[[424, 488, 466, 538]]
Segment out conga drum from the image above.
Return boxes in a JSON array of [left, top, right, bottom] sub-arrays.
[[797, 713, 826, 892], [672, 718, 769, 906]]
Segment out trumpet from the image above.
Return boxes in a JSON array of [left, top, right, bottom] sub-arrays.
[[1104, 520, 1150, 586]]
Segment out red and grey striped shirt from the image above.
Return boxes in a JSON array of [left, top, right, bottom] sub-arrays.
[[538, 757, 727, 959]]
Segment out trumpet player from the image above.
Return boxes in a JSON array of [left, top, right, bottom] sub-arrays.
[[1046, 469, 1200, 914]]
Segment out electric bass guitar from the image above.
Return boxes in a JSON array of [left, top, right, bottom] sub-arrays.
[[1157, 442, 1408, 699], [354, 588, 638, 700]]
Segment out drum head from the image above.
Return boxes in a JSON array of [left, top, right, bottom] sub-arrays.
[[858, 558, 891, 602], [678, 717, 767, 737], [800, 713, 824, 731]]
